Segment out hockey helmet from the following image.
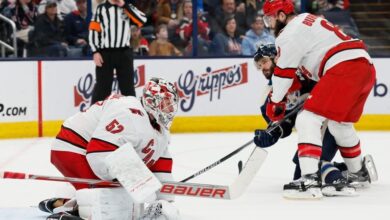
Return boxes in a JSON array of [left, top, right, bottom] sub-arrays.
[[263, 0, 295, 16], [254, 44, 277, 62], [142, 77, 179, 129]]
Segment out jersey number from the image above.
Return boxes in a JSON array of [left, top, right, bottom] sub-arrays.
[[105, 119, 124, 134], [320, 20, 351, 41]]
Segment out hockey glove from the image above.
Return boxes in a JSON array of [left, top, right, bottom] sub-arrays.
[[253, 126, 283, 148], [266, 100, 286, 121]]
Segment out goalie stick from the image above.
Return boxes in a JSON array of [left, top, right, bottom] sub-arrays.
[[180, 102, 304, 183], [0, 148, 267, 200]]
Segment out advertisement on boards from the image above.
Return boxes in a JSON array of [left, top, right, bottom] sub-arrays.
[[41, 58, 267, 120], [364, 58, 390, 114], [1, 57, 389, 123], [0, 61, 38, 122]]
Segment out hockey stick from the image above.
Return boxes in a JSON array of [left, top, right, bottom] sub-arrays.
[[266, 101, 305, 132], [0, 148, 267, 200], [180, 102, 304, 183], [180, 139, 254, 182]]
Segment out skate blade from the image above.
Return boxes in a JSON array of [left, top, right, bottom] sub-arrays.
[[350, 181, 370, 189], [283, 188, 323, 200], [322, 186, 358, 197], [364, 154, 378, 182]]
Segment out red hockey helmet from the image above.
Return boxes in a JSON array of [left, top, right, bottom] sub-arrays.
[[263, 0, 295, 16]]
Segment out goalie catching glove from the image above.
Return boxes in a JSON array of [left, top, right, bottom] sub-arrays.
[[139, 200, 180, 220]]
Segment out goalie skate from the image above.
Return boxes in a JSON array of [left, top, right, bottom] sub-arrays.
[[283, 173, 323, 200], [38, 198, 61, 213], [46, 211, 82, 220]]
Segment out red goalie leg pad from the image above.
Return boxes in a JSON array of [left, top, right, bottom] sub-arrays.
[[338, 142, 361, 158], [298, 143, 322, 159]]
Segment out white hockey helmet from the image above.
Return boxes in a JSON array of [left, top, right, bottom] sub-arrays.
[[142, 77, 179, 129]]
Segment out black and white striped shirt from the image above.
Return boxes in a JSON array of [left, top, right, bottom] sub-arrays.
[[88, 1, 147, 53]]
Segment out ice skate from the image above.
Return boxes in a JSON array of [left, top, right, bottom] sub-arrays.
[[283, 173, 323, 199], [321, 177, 357, 197], [38, 198, 62, 214], [46, 210, 82, 220], [347, 154, 378, 188], [363, 154, 378, 182]]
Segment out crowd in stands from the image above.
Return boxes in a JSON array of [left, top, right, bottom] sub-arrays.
[[0, 0, 357, 58]]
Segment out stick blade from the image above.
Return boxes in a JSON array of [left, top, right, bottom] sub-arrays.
[[238, 161, 243, 174], [229, 147, 268, 199]]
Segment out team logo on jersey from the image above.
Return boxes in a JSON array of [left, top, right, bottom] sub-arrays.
[[73, 65, 146, 111], [286, 90, 301, 110], [176, 63, 248, 112]]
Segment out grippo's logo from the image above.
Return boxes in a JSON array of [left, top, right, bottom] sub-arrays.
[[176, 63, 248, 112], [134, 65, 146, 88], [74, 65, 146, 111], [74, 73, 94, 111]]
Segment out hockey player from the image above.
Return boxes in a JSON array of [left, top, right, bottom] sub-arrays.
[[39, 78, 181, 220], [253, 44, 359, 197], [261, 0, 377, 199]]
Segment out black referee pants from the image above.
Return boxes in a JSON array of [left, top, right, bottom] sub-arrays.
[[91, 47, 136, 104]]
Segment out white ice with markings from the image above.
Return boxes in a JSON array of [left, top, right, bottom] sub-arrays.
[[0, 132, 389, 219]]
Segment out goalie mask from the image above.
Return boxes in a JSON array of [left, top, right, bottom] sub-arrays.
[[142, 78, 179, 129]]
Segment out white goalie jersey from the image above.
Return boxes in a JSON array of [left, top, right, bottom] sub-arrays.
[[52, 94, 173, 199]]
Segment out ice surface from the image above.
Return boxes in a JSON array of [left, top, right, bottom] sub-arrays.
[[0, 132, 389, 220]]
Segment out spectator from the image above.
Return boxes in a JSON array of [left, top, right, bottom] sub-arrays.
[[236, 0, 263, 27], [63, 0, 87, 57], [1, 0, 38, 56], [149, 24, 182, 56], [156, 0, 183, 43], [38, 0, 77, 19], [320, 0, 359, 38], [241, 14, 274, 56], [30, 0, 68, 57], [130, 25, 149, 56], [203, 0, 219, 17], [210, 15, 241, 56], [209, 0, 247, 37], [0, 0, 11, 12], [156, 0, 183, 26], [177, 0, 210, 55], [307, 0, 349, 13]]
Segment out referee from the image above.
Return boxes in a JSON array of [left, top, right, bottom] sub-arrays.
[[89, 0, 146, 104]]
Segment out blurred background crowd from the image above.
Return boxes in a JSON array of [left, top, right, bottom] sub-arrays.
[[0, 0, 389, 58]]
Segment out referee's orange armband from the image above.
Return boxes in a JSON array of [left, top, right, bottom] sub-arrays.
[[89, 21, 102, 32]]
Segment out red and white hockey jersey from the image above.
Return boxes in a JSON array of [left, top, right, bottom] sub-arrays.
[[51, 95, 173, 196], [271, 13, 371, 103]]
